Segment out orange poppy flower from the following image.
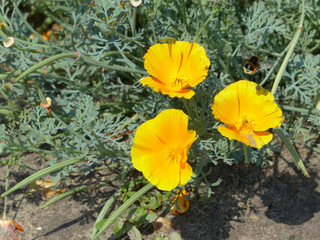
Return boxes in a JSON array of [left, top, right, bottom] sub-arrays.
[[40, 97, 52, 114], [140, 41, 210, 99], [170, 189, 190, 215], [131, 109, 197, 190], [0, 219, 23, 240], [211, 80, 283, 149]]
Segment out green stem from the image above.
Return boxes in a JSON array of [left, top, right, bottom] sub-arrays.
[[259, 51, 284, 87], [130, 6, 137, 37], [92, 183, 154, 240], [34, 81, 45, 102], [198, 0, 206, 23], [1, 157, 84, 197], [0, 13, 11, 32], [82, 56, 147, 75], [0, 69, 47, 80], [3, 155, 15, 218], [181, 0, 187, 26], [245, 43, 282, 57], [149, 15, 157, 44], [115, 114, 138, 133], [15, 52, 79, 83], [305, 143, 320, 154], [41, 175, 121, 209], [271, 0, 305, 95], [14, 37, 51, 49], [91, 192, 120, 239], [274, 128, 309, 177], [0, 27, 8, 42], [243, 143, 249, 166], [194, 4, 219, 42], [280, 104, 320, 115], [12, 1, 48, 45], [0, 88, 8, 100], [182, 98, 194, 122]]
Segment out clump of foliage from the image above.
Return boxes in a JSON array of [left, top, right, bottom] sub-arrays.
[[0, 0, 319, 239]]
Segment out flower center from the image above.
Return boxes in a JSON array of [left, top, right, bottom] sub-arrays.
[[170, 74, 189, 89], [167, 145, 185, 164], [237, 116, 254, 133]]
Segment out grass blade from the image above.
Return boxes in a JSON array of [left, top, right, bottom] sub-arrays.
[[92, 183, 154, 240], [1, 157, 83, 197], [274, 128, 310, 177], [41, 175, 121, 209], [90, 192, 120, 239]]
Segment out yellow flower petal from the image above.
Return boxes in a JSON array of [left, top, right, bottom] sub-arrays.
[[212, 80, 283, 148], [179, 161, 193, 186], [131, 119, 167, 171], [154, 109, 197, 146], [140, 154, 181, 190], [218, 126, 273, 149], [141, 41, 210, 99], [131, 109, 197, 190]]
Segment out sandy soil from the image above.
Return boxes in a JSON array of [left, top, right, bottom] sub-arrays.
[[1, 142, 320, 240]]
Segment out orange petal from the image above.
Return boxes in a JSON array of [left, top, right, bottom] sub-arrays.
[[163, 88, 195, 99], [154, 109, 197, 146], [175, 41, 211, 87], [140, 154, 181, 191], [131, 119, 167, 171], [212, 80, 283, 131], [140, 76, 165, 92], [179, 161, 193, 186], [142, 41, 210, 99], [218, 126, 273, 149], [211, 86, 241, 126], [140, 76, 196, 99], [131, 109, 196, 190]]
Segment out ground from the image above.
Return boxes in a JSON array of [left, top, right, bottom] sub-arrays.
[[1, 142, 320, 240]]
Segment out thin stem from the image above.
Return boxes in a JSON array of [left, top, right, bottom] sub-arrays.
[[0, 87, 8, 100], [0, 12, 11, 32], [14, 38, 51, 49], [41, 174, 121, 209], [243, 143, 249, 166], [271, 0, 305, 95], [260, 39, 291, 87], [12, 1, 48, 45], [0, 27, 8, 42], [92, 183, 154, 240], [34, 81, 45, 102], [245, 43, 282, 58], [130, 6, 137, 37], [15, 52, 79, 82], [305, 143, 320, 154], [181, 0, 187, 27], [182, 98, 194, 121], [82, 56, 147, 75], [194, 4, 219, 42], [198, 0, 206, 23], [149, 17, 157, 44], [280, 104, 320, 115], [3, 155, 15, 219], [90, 192, 120, 239]]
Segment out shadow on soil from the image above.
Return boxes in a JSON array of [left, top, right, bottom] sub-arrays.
[[169, 145, 320, 240], [1, 144, 320, 240]]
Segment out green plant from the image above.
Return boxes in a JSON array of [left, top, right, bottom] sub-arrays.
[[0, 0, 319, 239]]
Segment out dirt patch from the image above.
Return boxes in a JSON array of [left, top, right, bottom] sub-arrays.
[[1, 144, 320, 240]]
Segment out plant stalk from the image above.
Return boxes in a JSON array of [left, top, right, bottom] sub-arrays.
[[270, 0, 305, 95]]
